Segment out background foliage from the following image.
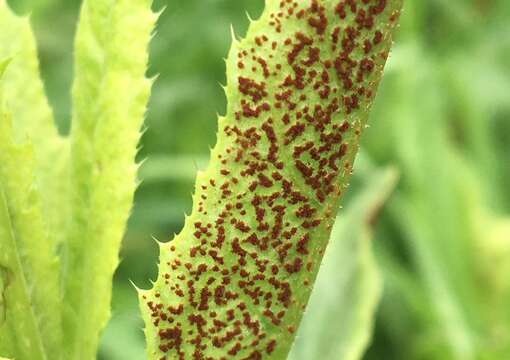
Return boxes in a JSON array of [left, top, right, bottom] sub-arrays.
[[6, 0, 509, 359]]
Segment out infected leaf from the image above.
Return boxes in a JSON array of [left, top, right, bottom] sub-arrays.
[[140, 0, 403, 358]]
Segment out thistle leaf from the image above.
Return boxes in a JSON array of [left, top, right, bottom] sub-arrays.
[[0, 84, 62, 359], [288, 167, 397, 360], [140, 1, 402, 359], [0, 0, 69, 251], [0, 3, 65, 358], [61, 0, 157, 358]]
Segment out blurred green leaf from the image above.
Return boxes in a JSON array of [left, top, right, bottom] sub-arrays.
[[98, 286, 146, 360], [363, 2, 510, 358]]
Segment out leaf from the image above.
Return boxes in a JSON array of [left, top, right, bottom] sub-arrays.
[[139, 1, 403, 359], [288, 167, 397, 360], [0, 91, 61, 359], [0, 3, 65, 358], [364, 28, 510, 358], [0, 0, 69, 251], [60, 0, 157, 358]]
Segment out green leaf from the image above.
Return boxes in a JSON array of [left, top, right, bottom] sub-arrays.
[[0, 1, 69, 252], [0, 3, 65, 358], [98, 285, 147, 360], [140, 1, 403, 359], [364, 29, 510, 358], [0, 101, 61, 359], [288, 167, 397, 360], [61, 0, 157, 358]]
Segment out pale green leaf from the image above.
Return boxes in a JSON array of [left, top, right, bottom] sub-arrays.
[[61, 0, 157, 358], [0, 2, 65, 358], [140, 1, 403, 359], [0, 0, 69, 251], [288, 167, 397, 360], [0, 104, 61, 359]]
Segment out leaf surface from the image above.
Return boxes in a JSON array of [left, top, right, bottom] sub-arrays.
[[140, 1, 403, 358], [61, 0, 156, 358], [0, 86, 61, 359], [0, 0, 69, 250]]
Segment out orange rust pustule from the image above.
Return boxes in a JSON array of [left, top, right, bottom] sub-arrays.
[[143, 0, 401, 359]]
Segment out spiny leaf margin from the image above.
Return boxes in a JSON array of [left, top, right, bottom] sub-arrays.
[[140, 0, 402, 359], [140, 0, 401, 359]]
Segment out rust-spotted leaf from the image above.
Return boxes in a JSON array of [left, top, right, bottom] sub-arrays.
[[140, 0, 403, 359]]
